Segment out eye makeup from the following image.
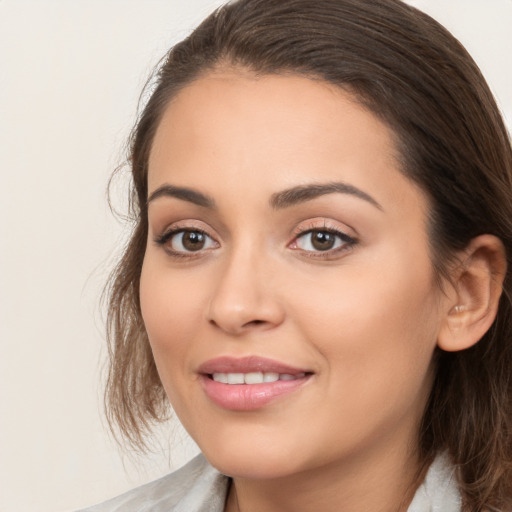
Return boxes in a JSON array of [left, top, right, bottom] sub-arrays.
[[152, 216, 358, 263]]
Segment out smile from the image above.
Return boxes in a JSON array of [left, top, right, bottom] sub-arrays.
[[211, 372, 306, 384], [198, 356, 312, 411]]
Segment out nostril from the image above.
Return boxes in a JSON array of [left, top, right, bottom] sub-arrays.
[[244, 319, 265, 327]]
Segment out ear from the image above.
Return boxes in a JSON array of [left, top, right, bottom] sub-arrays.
[[437, 234, 507, 352]]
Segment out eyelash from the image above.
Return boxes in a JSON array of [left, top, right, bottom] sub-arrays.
[[154, 223, 357, 260], [154, 227, 218, 259], [290, 224, 357, 259]]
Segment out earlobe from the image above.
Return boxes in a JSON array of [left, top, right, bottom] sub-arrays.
[[437, 234, 507, 352]]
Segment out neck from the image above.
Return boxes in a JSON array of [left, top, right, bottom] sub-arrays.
[[225, 442, 428, 512]]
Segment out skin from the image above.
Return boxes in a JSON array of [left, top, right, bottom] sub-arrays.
[[140, 70, 455, 512]]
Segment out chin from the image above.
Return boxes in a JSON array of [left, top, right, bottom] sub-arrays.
[[200, 439, 311, 480]]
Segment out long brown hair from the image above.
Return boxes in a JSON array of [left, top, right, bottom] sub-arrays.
[[104, 1, 512, 509]]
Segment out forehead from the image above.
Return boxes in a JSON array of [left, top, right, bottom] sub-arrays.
[[149, 70, 394, 169], [148, 70, 427, 218]]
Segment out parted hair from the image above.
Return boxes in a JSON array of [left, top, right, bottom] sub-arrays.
[[104, 1, 512, 510]]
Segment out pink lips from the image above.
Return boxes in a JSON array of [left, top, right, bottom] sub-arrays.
[[198, 356, 312, 411]]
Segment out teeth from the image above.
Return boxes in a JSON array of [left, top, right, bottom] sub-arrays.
[[245, 372, 264, 384], [212, 372, 305, 384], [227, 373, 244, 384]]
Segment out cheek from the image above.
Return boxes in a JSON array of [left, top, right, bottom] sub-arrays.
[[139, 258, 205, 376], [287, 249, 440, 401], [292, 258, 437, 338]]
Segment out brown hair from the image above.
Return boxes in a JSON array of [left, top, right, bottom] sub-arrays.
[[104, 0, 512, 509]]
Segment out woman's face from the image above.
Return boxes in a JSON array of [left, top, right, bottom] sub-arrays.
[[140, 71, 447, 479]]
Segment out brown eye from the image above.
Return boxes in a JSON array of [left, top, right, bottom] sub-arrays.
[[310, 231, 336, 251], [166, 230, 217, 253], [181, 231, 206, 251], [294, 229, 354, 253]]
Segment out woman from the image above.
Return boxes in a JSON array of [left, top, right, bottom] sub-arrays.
[[82, 0, 512, 510]]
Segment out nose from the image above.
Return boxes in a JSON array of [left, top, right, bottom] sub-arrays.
[[207, 246, 285, 336]]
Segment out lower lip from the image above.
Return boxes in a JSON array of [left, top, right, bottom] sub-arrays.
[[200, 375, 311, 411]]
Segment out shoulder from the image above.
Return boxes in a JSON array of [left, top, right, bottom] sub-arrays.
[[408, 453, 461, 512], [77, 453, 230, 512]]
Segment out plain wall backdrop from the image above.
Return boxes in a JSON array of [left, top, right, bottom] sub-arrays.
[[0, 1, 510, 511]]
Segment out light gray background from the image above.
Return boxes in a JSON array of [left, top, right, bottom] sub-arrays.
[[0, 1, 511, 511]]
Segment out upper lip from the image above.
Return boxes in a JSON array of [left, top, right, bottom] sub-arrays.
[[198, 356, 310, 375]]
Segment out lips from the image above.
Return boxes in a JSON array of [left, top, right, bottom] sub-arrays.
[[211, 371, 306, 384], [198, 356, 312, 411]]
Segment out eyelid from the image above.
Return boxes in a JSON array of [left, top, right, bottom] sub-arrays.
[[153, 220, 220, 257], [288, 219, 358, 258], [290, 218, 356, 239], [152, 218, 357, 260], [155, 227, 213, 245], [153, 219, 215, 241]]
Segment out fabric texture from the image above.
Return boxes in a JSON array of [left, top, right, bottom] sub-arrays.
[[407, 453, 461, 512], [78, 452, 460, 512]]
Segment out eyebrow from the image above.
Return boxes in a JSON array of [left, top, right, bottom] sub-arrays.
[[147, 181, 382, 211], [270, 182, 383, 211], [147, 184, 216, 209]]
